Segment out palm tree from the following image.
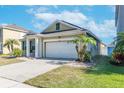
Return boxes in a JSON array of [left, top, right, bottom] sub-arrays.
[[70, 35, 96, 62], [3, 39, 11, 52], [4, 39, 19, 53], [113, 32, 124, 52], [10, 39, 19, 51]]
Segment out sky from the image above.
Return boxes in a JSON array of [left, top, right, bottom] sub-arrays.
[[0, 5, 116, 44]]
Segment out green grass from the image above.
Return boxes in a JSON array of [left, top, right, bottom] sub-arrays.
[[25, 55, 124, 88], [0, 54, 10, 57]]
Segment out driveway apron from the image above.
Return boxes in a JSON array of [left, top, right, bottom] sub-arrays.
[[0, 60, 61, 82]]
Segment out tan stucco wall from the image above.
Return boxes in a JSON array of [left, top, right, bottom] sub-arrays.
[[2, 28, 26, 54], [100, 43, 107, 55]]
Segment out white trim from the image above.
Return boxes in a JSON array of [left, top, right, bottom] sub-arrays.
[[35, 37, 39, 58], [42, 30, 83, 37], [43, 37, 75, 42], [25, 30, 84, 38], [42, 41, 45, 58], [26, 38, 30, 57]]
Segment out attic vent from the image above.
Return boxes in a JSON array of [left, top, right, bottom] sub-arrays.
[[56, 23, 60, 31]]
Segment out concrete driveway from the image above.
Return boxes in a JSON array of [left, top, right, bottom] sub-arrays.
[[0, 77, 35, 88], [0, 59, 62, 83]]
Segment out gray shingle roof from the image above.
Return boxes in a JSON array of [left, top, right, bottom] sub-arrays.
[[0, 24, 35, 34], [60, 20, 100, 41]]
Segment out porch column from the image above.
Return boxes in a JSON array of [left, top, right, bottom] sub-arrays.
[[35, 37, 39, 58], [26, 38, 30, 57]]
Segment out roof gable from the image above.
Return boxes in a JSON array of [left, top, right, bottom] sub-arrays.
[[41, 20, 78, 34], [41, 20, 100, 41]]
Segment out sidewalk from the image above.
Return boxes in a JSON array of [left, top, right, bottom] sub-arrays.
[[0, 77, 35, 88]]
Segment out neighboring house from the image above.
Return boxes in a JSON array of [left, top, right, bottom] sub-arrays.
[[99, 42, 108, 55], [22, 20, 101, 59], [0, 24, 33, 54], [116, 5, 124, 32], [107, 43, 115, 55]]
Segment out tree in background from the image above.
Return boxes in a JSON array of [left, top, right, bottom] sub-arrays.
[[112, 32, 124, 64], [4, 39, 19, 53]]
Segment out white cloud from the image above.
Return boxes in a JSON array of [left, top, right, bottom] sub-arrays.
[[26, 8, 34, 14], [35, 11, 88, 25], [86, 20, 116, 38], [36, 7, 48, 13], [26, 7, 116, 44], [33, 23, 45, 30], [26, 6, 48, 14]]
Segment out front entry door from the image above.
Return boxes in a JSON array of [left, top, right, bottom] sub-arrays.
[[30, 39, 35, 57]]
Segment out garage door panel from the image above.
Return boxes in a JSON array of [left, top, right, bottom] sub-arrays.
[[45, 41, 77, 59]]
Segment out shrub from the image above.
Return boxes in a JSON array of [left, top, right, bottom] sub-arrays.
[[84, 52, 91, 62], [112, 52, 124, 64], [12, 48, 23, 57]]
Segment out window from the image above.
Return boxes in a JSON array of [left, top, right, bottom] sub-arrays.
[[56, 23, 60, 30], [22, 41, 26, 50], [0, 43, 2, 51], [30, 40, 35, 53]]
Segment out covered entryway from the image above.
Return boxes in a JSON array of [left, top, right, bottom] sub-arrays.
[[45, 41, 77, 59], [25, 37, 40, 58], [23, 39, 35, 57]]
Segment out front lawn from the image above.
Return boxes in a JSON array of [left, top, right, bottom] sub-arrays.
[[0, 57, 25, 66], [25, 55, 124, 88]]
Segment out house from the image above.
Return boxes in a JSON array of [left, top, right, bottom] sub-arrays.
[[22, 20, 101, 59], [107, 43, 115, 55], [116, 5, 124, 32], [99, 42, 108, 55], [0, 24, 33, 54]]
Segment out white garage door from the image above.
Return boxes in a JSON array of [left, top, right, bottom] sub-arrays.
[[45, 41, 77, 59]]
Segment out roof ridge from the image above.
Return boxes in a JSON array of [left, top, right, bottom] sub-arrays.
[[58, 20, 100, 41], [59, 20, 87, 30]]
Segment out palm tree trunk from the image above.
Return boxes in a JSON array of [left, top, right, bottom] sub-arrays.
[[7, 45, 11, 52], [11, 45, 14, 52], [76, 45, 80, 61], [79, 45, 86, 62]]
